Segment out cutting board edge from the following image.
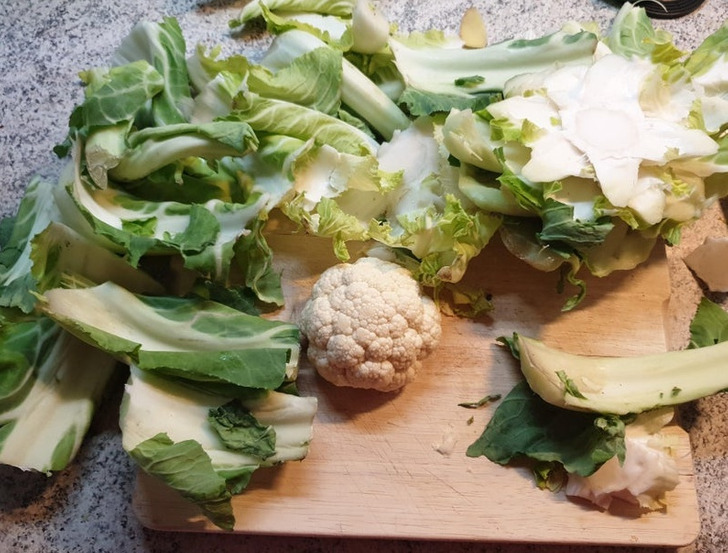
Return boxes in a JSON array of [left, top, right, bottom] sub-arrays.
[[131, 420, 701, 546], [131, 467, 702, 547]]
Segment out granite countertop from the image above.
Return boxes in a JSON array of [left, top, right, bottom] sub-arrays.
[[1, 1, 726, 552]]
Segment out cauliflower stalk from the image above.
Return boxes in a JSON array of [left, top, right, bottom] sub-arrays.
[[299, 257, 442, 392]]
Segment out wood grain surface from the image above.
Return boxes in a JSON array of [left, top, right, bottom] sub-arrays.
[[132, 230, 699, 546]]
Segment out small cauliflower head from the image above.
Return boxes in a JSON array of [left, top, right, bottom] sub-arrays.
[[299, 257, 442, 392]]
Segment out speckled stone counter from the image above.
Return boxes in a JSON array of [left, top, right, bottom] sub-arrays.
[[1, 1, 726, 552]]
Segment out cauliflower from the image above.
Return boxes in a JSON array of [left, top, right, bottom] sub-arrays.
[[299, 257, 442, 392]]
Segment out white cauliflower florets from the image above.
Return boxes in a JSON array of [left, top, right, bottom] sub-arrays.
[[299, 257, 442, 392]]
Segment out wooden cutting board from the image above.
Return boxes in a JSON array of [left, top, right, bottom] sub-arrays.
[[132, 231, 699, 547]]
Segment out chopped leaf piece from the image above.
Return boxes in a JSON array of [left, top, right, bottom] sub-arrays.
[[458, 394, 501, 409], [533, 460, 568, 492], [455, 75, 485, 88], [556, 370, 587, 399], [209, 401, 277, 459], [435, 283, 493, 318], [496, 333, 520, 359]]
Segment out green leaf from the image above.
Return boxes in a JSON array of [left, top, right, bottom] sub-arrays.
[[165, 204, 221, 254], [49, 426, 78, 472], [605, 4, 684, 64], [370, 194, 502, 286], [455, 75, 485, 88], [539, 199, 613, 248], [389, 27, 597, 98], [496, 333, 520, 359], [0, 214, 16, 250], [81, 61, 166, 127], [111, 17, 193, 127], [0, 320, 42, 412], [248, 47, 343, 116], [0, 421, 15, 452], [108, 120, 259, 183], [218, 465, 258, 495], [496, 164, 545, 213], [532, 460, 567, 492], [123, 159, 244, 204], [689, 297, 728, 349], [466, 380, 627, 477], [230, 0, 356, 28], [557, 257, 586, 312], [683, 24, 728, 80], [39, 282, 299, 391], [0, 177, 61, 312], [137, 348, 292, 390], [488, 116, 523, 143], [398, 87, 499, 117], [66, 159, 273, 282], [29, 222, 164, 296], [556, 370, 587, 399], [209, 400, 277, 459], [232, 218, 284, 308], [282, 195, 368, 262], [54, 61, 165, 158], [255, 2, 352, 47], [0, 316, 117, 473], [190, 279, 260, 316], [119, 366, 317, 529], [128, 433, 236, 531], [232, 92, 377, 156], [121, 217, 157, 237]]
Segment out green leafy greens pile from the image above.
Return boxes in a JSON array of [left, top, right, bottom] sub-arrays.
[[1, 0, 727, 529], [225, 0, 727, 309], [0, 176, 317, 531]]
